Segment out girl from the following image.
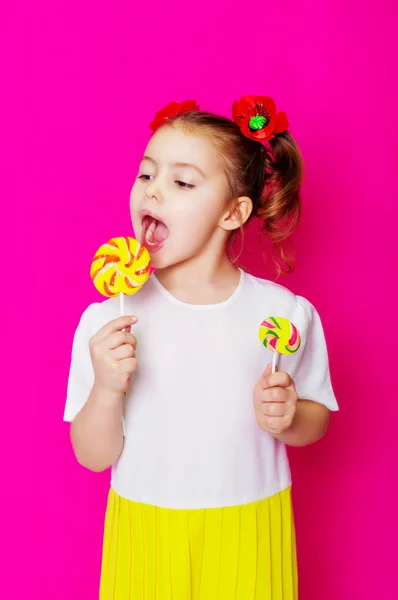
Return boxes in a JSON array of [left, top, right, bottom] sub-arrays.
[[64, 96, 338, 599]]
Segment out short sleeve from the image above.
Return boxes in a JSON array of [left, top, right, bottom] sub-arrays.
[[63, 303, 99, 422], [292, 297, 338, 411]]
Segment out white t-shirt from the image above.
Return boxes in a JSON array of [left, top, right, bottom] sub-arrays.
[[64, 270, 338, 509]]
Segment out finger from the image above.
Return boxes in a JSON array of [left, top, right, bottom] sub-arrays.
[[261, 363, 274, 380], [112, 344, 136, 360], [261, 387, 289, 403], [106, 331, 137, 350], [93, 316, 138, 343], [119, 357, 138, 373], [261, 402, 286, 417], [255, 363, 274, 396], [263, 371, 293, 390], [261, 415, 290, 433]]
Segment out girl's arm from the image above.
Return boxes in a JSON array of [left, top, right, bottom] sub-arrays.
[[70, 386, 124, 472], [69, 314, 138, 472], [254, 364, 332, 447], [271, 399, 330, 447]]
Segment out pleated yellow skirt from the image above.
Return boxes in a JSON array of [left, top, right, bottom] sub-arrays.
[[100, 487, 297, 599]]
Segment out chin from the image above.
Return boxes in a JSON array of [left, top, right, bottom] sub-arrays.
[[147, 253, 167, 269], [147, 246, 193, 271], [148, 252, 179, 270]]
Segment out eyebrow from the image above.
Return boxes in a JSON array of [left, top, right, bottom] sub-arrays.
[[141, 156, 206, 177]]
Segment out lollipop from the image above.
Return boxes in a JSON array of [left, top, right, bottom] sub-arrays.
[[90, 236, 150, 315], [258, 316, 301, 373]]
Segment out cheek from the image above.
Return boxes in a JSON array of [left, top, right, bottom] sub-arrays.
[[129, 183, 138, 207], [129, 185, 141, 219], [173, 194, 225, 232]]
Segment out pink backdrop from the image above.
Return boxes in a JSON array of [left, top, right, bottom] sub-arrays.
[[1, 1, 397, 598]]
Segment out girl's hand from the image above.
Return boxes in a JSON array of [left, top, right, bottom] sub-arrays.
[[253, 363, 298, 436], [89, 316, 138, 396]]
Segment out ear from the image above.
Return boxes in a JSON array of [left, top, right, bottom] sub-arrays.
[[219, 196, 253, 232]]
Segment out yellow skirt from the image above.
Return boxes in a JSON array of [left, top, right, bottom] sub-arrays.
[[100, 487, 297, 599]]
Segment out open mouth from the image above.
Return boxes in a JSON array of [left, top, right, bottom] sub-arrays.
[[141, 211, 169, 253]]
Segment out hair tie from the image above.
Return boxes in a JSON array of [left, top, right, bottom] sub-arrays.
[[232, 96, 288, 142], [149, 100, 200, 133]]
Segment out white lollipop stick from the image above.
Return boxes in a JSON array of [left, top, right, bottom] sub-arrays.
[[120, 291, 125, 317], [119, 291, 127, 431], [272, 352, 279, 374], [120, 292, 127, 336]]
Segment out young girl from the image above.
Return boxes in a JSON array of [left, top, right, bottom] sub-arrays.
[[64, 96, 338, 599]]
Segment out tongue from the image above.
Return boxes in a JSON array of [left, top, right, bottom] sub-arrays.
[[153, 221, 168, 242], [145, 219, 169, 244]]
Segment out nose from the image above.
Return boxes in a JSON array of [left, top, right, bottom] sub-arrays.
[[145, 178, 162, 203]]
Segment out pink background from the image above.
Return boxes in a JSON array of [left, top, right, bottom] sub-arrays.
[[1, 1, 397, 598]]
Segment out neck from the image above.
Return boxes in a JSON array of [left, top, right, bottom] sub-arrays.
[[155, 234, 240, 294]]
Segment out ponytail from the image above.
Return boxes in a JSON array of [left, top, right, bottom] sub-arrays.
[[257, 132, 303, 275]]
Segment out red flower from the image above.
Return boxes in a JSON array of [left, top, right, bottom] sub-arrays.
[[232, 96, 288, 142], [149, 100, 200, 132]]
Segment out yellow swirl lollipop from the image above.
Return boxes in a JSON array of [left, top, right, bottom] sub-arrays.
[[259, 316, 301, 372], [90, 236, 150, 313]]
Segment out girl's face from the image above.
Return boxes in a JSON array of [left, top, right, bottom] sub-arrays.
[[130, 125, 231, 269]]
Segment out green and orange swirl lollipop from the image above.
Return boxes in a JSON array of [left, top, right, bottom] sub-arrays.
[[258, 316, 301, 372]]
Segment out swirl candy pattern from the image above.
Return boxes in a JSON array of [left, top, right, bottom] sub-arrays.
[[90, 236, 151, 298], [258, 316, 301, 355]]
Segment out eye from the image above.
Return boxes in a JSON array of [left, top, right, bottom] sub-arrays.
[[175, 180, 195, 190], [138, 174, 154, 181]]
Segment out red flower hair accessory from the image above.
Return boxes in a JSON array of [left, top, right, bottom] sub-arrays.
[[232, 96, 288, 142], [149, 100, 200, 133]]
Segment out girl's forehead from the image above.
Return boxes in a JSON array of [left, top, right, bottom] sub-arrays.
[[144, 125, 223, 172]]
